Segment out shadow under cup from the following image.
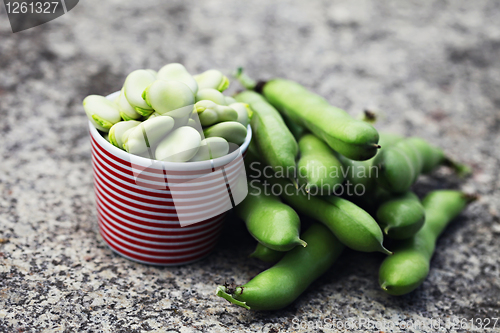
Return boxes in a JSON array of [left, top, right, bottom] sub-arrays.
[[89, 92, 252, 266]]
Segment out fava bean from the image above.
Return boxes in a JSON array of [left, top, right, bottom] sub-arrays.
[[261, 79, 380, 161], [121, 127, 135, 148], [123, 69, 156, 116], [189, 137, 229, 162], [195, 100, 238, 126], [123, 116, 175, 154], [216, 223, 344, 310], [297, 134, 344, 193], [147, 112, 161, 119], [229, 102, 253, 127], [108, 120, 141, 150], [157, 63, 198, 94], [379, 190, 476, 295], [376, 191, 425, 239], [225, 96, 237, 105], [143, 80, 195, 119], [235, 90, 298, 177], [116, 87, 142, 120], [249, 243, 285, 263], [83, 95, 122, 132], [237, 181, 306, 251], [145, 69, 157, 78], [203, 121, 247, 145], [194, 69, 229, 92], [155, 126, 201, 162], [195, 88, 227, 105]]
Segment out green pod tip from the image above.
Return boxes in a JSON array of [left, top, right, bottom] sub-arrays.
[[443, 156, 473, 178], [298, 239, 308, 248], [380, 246, 393, 256], [216, 286, 250, 310]]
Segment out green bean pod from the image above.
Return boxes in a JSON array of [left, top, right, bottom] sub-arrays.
[[272, 178, 390, 254], [297, 134, 344, 193], [216, 223, 344, 310], [237, 182, 306, 251], [376, 191, 425, 239], [373, 137, 451, 193], [282, 112, 306, 140], [337, 133, 403, 194], [249, 243, 285, 263], [235, 90, 298, 178], [261, 79, 379, 161], [379, 190, 476, 295]]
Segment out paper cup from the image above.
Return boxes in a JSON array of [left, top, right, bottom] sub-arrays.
[[89, 91, 252, 265]]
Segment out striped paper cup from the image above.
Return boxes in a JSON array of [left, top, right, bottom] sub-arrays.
[[89, 91, 252, 265]]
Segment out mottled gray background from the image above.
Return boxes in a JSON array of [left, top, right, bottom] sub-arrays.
[[1, 0, 499, 332]]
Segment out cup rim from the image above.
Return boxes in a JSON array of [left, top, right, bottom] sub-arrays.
[[88, 91, 252, 171]]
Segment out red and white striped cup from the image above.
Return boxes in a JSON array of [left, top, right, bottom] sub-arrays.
[[89, 91, 252, 265]]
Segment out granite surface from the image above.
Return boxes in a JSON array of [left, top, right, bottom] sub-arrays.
[[1, 0, 500, 332]]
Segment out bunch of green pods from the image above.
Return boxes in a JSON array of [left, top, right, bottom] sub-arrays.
[[215, 70, 475, 311]]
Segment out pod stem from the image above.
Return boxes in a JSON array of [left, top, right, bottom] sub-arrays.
[[215, 285, 250, 310], [380, 246, 393, 256], [462, 192, 480, 204], [298, 239, 308, 248], [233, 67, 257, 90], [359, 109, 378, 124], [443, 156, 472, 178]]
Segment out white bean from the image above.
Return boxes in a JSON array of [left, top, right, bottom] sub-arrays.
[[117, 88, 141, 120], [195, 88, 227, 105], [157, 63, 198, 94], [83, 95, 122, 132], [123, 70, 156, 115], [229, 102, 253, 127], [109, 120, 141, 150], [144, 80, 195, 119], [194, 69, 229, 92], [123, 116, 175, 154], [189, 137, 229, 162], [155, 126, 201, 162]]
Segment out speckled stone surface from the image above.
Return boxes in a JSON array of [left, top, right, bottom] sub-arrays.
[[1, 0, 499, 332]]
